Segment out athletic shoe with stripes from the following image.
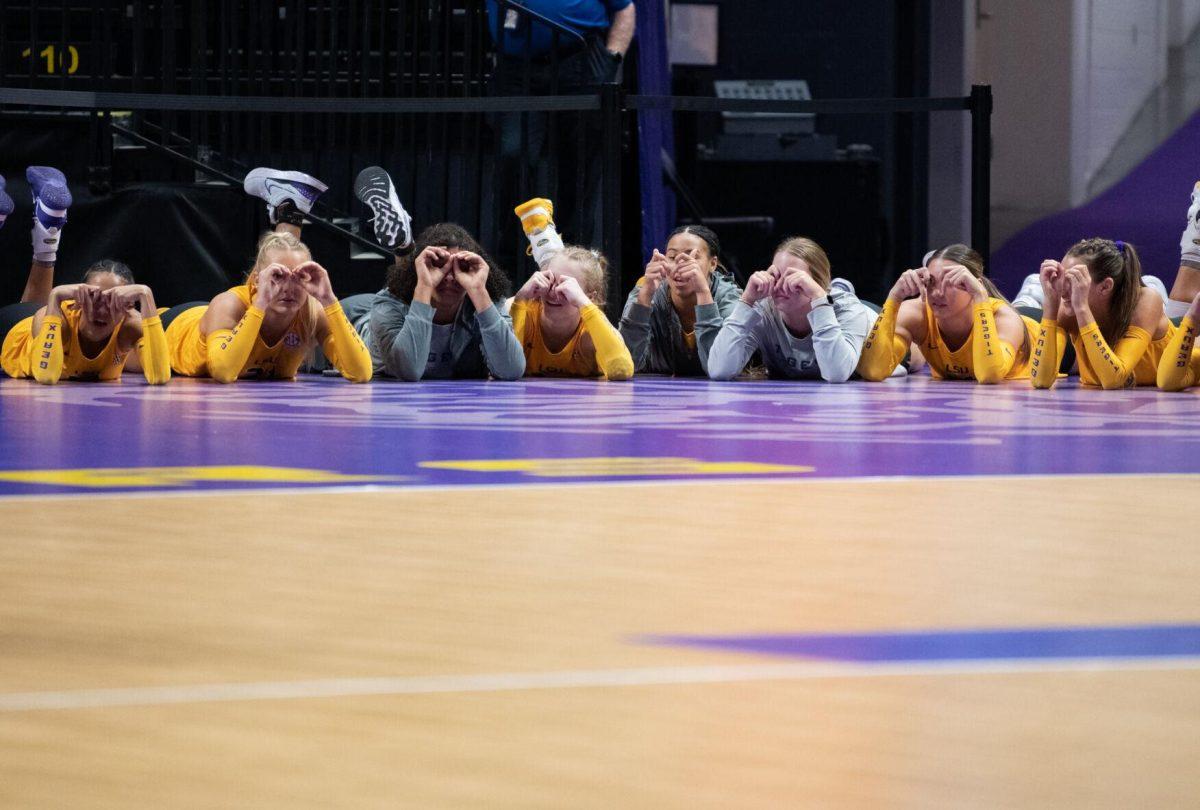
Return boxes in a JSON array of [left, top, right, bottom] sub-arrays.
[[354, 166, 413, 251], [243, 167, 328, 226], [514, 197, 564, 268], [27, 166, 72, 263], [0, 175, 13, 230], [1181, 180, 1200, 267]]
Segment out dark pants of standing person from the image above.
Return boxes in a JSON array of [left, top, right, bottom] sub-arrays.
[[491, 35, 615, 274]]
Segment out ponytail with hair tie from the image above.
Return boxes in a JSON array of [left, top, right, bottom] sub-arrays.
[[1066, 237, 1143, 345]]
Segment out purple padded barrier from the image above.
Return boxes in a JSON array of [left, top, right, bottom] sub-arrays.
[[635, 0, 676, 262]]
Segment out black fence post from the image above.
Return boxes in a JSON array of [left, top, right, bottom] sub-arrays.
[[970, 83, 993, 264], [600, 81, 623, 319]]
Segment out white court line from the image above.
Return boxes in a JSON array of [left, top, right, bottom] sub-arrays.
[[0, 471, 1196, 505], [3, 657, 1200, 712]]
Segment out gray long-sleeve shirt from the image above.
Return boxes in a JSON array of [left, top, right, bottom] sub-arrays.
[[706, 278, 876, 382], [618, 272, 742, 376], [364, 288, 525, 381]]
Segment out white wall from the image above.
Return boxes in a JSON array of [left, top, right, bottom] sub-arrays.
[[926, 0, 973, 248], [968, 0, 1183, 244], [975, 0, 1074, 212], [1069, 0, 1169, 203], [1168, 0, 1200, 45]]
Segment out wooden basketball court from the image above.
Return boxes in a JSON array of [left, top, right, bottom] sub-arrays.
[[1, 378, 1198, 807]]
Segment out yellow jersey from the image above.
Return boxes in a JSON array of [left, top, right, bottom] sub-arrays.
[[1, 301, 129, 381], [166, 285, 318, 380], [1073, 320, 1175, 388], [511, 300, 634, 380], [920, 297, 1034, 381]]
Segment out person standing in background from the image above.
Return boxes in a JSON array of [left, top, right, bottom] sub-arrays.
[[487, 0, 635, 267]]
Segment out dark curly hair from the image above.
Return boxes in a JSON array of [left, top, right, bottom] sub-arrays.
[[386, 222, 511, 304], [82, 258, 135, 284]]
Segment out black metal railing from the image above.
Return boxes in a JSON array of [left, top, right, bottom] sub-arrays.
[[0, 1, 993, 314], [0, 83, 993, 312]]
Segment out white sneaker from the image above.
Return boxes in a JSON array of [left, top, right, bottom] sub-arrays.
[[1011, 273, 1044, 309], [1141, 274, 1170, 305], [244, 167, 328, 225], [354, 166, 414, 251], [1181, 180, 1200, 266]]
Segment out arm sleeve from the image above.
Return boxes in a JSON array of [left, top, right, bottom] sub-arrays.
[[205, 306, 264, 384], [29, 314, 65, 385], [1031, 317, 1062, 389], [580, 303, 634, 381], [372, 298, 431, 382], [475, 303, 526, 381], [1157, 317, 1198, 392], [706, 300, 760, 381], [619, 288, 654, 372], [1078, 321, 1151, 390], [135, 315, 171, 385], [694, 301, 726, 375], [320, 301, 373, 383], [809, 295, 871, 383], [856, 299, 909, 382], [970, 303, 1018, 384]]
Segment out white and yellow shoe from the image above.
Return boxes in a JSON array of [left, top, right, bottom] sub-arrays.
[[515, 197, 564, 268]]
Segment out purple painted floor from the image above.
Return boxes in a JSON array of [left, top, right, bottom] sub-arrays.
[[0, 375, 1197, 497]]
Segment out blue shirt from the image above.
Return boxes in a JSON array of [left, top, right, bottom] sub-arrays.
[[487, 0, 632, 57]]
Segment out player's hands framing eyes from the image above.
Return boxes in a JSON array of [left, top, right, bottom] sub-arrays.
[[888, 268, 930, 304]]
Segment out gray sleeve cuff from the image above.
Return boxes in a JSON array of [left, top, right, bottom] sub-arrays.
[[407, 299, 435, 323], [622, 301, 652, 325], [695, 301, 723, 330], [807, 300, 839, 332], [474, 302, 503, 329], [729, 299, 762, 326]]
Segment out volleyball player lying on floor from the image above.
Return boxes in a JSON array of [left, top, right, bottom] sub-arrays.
[[237, 165, 520, 382], [706, 236, 883, 382], [507, 198, 632, 380], [162, 168, 371, 383], [1030, 238, 1175, 390], [618, 225, 742, 376], [367, 218, 524, 381], [0, 167, 170, 385], [857, 244, 1036, 384], [510, 245, 633, 380]]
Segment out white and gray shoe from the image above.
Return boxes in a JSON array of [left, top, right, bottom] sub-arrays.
[[244, 167, 328, 226], [1181, 180, 1200, 268], [354, 166, 414, 251]]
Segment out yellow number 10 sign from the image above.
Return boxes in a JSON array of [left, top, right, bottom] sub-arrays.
[[20, 44, 80, 75]]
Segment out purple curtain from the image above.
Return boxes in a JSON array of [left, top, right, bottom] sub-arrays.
[[635, 0, 675, 260]]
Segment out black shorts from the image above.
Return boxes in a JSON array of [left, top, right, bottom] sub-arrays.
[[160, 302, 208, 331], [0, 302, 43, 378], [0, 302, 42, 342]]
